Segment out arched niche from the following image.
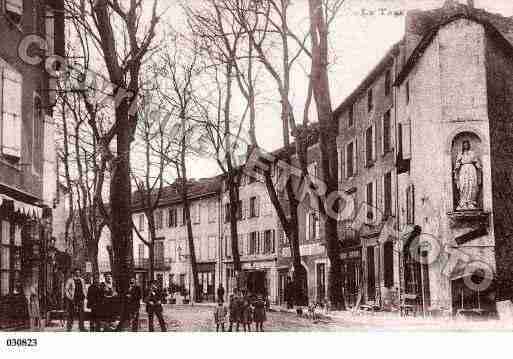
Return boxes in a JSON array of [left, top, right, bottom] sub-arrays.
[[451, 131, 483, 211]]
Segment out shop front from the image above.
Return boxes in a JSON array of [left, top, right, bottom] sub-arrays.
[[197, 262, 216, 302], [0, 196, 52, 330], [341, 246, 362, 308]]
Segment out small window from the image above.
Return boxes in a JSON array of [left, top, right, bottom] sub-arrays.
[[406, 81, 410, 105], [307, 211, 320, 241], [385, 69, 391, 96], [249, 196, 259, 218], [383, 110, 391, 154], [208, 201, 217, 223], [406, 184, 415, 225], [155, 209, 163, 230], [33, 96, 43, 172], [224, 235, 232, 258], [249, 232, 258, 255], [384, 172, 392, 217], [348, 104, 354, 127], [345, 140, 357, 178], [366, 182, 374, 220], [399, 121, 411, 159], [224, 203, 230, 223], [365, 126, 374, 166], [367, 88, 373, 113]]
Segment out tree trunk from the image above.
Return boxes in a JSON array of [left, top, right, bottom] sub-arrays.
[[227, 170, 242, 283], [87, 243, 99, 278], [148, 241, 155, 283], [182, 195, 200, 302], [147, 215, 156, 282], [110, 110, 134, 328]]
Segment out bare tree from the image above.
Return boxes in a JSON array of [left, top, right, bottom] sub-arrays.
[[216, 0, 311, 305], [131, 90, 173, 283], [307, 0, 347, 309], [151, 35, 207, 302], [187, 0, 259, 286], [64, 0, 163, 308], [56, 40, 110, 277]]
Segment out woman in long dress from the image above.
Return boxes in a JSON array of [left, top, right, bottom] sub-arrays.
[[454, 140, 481, 210]]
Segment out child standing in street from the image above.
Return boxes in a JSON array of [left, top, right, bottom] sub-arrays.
[[214, 300, 227, 332]]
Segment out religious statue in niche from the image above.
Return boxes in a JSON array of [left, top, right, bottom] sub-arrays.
[[453, 139, 482, 211]]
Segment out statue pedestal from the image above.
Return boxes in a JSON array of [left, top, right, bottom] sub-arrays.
[[447, 210, 490, 228], [447, 210, 490, 245]]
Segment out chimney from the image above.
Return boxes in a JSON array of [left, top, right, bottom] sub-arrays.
[[467, 0, 475, 9]]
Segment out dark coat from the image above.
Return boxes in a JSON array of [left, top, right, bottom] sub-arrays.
[[86, 283, 104, 311], [217, 286, 225, 299], [253, 299, 266, 322], [241, 300, 253, 324], [145, 289, 164, 313], [127, 285, 142, 312]]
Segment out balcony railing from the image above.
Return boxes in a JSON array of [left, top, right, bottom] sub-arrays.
[[134, 257, 173, 270]]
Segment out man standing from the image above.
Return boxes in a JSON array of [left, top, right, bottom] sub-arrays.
[[65, 268, 87, 331], [127, 278, 142, 331], [86, 274, 104, 332], [145, 280, 167, 332], [217, 284, 225, 303]]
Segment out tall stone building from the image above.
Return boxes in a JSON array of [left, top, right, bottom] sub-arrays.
[[0, 0, 66, 328], [335, 1, 513, 313]]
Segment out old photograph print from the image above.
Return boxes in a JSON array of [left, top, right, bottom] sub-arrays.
[[1, 0, 513, 335]]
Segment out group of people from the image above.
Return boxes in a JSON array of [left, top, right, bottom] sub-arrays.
[[65, 268, 121, 331], [65, 268, 167, 332], [214, 291, 267, 332]]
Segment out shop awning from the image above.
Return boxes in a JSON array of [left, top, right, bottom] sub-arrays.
[[0, 193, 43, 219]]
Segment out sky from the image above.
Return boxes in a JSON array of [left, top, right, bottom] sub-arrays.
[[159, 0, 513, 179]]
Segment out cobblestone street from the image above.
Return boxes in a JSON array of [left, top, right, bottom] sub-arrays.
[[45, 304, 513, 332], [156, 305, 337, 332]]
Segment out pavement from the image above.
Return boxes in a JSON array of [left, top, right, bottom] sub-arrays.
[[41, 303, 513, 332]]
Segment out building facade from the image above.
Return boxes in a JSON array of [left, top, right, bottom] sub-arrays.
[[0, 0, 66, 328], [219, 171, 281, 303], [334, 1, 513, 313], [92, 1, 513, 314], [131, 177, 222, 300]]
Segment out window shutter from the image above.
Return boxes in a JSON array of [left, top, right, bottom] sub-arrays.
[[272, 230, 276, 253], [2, 69, 22, 159], [374, 180, 379, 221], [391, 172, 396, 216], [402, 121, 411, 159], [354, 138, 358, 175], [315, 212, 320, 239], [381, 115, 385, 155], [305, 212, 310, 241], [255, 196, 260, 217], [372, 123, 376, 161], [238, 235, 244, 256]]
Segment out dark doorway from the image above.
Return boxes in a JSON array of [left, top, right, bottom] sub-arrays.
[[316, 263, 326, 302], [246, 270, 267, 296], [278, 269, 289, 304]]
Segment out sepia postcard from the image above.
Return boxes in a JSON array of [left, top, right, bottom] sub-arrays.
[[1, 0, 513, 357]]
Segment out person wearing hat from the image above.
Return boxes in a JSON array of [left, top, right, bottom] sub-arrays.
[[145, 280, 167, 332]]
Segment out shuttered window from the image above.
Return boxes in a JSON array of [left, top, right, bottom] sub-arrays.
[[1, 64, 22, 160]]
